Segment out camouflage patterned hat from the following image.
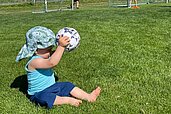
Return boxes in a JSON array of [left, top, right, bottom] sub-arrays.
[[16, 26, 56, 62]]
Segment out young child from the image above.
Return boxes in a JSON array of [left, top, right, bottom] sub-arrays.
[[16, 26, 101, 108]]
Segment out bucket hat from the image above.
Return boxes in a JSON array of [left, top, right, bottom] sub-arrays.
[[16, 26, 56, 62]]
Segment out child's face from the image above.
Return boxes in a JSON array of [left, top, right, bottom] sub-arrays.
[[45, 46, 53, 52], [36, 46, 53, 58]]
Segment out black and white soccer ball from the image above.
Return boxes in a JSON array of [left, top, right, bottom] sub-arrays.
[[56, 27, 80, 51]]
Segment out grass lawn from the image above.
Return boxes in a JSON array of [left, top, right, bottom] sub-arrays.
[[0, 2, 171, 114]]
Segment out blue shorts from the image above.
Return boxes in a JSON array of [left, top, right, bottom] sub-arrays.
[[29, 82, 75, 109]]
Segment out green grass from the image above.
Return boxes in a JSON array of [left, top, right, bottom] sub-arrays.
[[0, 2, 171, 114]]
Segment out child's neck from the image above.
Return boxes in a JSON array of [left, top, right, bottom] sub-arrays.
[[35, 48, 51, 59], [36, 53, 50, 59]]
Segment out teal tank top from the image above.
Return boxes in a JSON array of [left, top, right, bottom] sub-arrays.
[[25, 56, 55, 95]]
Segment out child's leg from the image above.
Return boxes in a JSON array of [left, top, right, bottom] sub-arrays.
[[135, 0, 137, 6], [76, 1, 79, 8], [70, 87, 101, 102], [129, 0, 132, 7], [53, 96, 82, 107]]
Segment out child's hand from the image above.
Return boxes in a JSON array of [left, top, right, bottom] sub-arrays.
[[58, 36, 70, 47]]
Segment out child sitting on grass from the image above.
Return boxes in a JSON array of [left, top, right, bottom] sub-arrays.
[[16, 26, 101, 108]]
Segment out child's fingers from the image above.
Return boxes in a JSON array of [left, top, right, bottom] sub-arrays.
[[66, 38, 70, 43], [60, 35, 69, 40], [63, 36, 70, 42], [58, 36, 70, 47]]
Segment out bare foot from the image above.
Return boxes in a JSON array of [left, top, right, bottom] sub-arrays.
[[54, 96, 82, 107], [88, 87, 101, 102], [68, 98, 82, 107]]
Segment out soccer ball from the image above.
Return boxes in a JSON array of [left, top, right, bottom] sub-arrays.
[[56, 27, 80, 51]]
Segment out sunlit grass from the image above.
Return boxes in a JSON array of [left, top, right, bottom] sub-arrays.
[[0, 3, 171, 114]]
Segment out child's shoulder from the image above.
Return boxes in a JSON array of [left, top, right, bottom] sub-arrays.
[[26, 56, 43, 71], [27, 55, 42, 64]]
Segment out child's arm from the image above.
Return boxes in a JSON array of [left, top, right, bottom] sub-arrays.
[[29, 36, 70, 69]]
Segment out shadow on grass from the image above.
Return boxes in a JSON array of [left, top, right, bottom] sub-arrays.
[[10, 74, 29, 97], [10, 74, 59, 98], [111, 5, 128, 8]]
